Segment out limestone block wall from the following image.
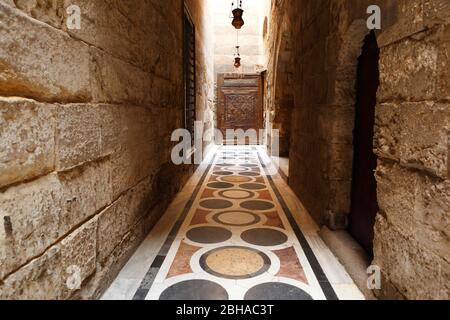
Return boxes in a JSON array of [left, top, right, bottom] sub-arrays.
[[372, 0, 449, 299], [273, 0, 449, 299], [0, 0, 214, 299], [263, 0, 295, 157]]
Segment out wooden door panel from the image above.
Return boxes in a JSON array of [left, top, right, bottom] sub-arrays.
[[225, 94, 256, 129], [218, 74, 263, 136]]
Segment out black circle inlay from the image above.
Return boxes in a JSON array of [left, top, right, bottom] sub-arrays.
[[241, 228, 288, 246], [187, 226, 232, 244], [240, 200, 275, 211], [200, 199, 233, 209], [239, 183, 267, 190], [244, 283, 313, 300], [159, 280, 229, 300], [207, 182, 234, 189]]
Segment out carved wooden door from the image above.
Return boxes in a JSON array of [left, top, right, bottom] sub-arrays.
[[217, 74, 263, 139]]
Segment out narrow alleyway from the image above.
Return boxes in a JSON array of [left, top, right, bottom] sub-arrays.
[[1, 0, 448, 301], [103, 146, 363, 300]]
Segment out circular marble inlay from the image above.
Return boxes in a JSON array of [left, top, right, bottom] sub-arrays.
[[221, 176, 253, 183], [213, 171, 234, 176], [244, 282, 313, 300], [239, 172, 260, 177], [187, 226, 232, 244], [200, 199, 233, 210], [159, 280, 228, 300], [200, 246, 271, 279], [239, 183, 267, 190], [241, 228, 288, 246], [207, 182, 234, 189], [240, 200, 275, 211], [213, 211, 261, 227], [219, 189, 254, 200]]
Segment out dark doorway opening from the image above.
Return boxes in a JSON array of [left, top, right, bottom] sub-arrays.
[[349, 31, 380, 258]]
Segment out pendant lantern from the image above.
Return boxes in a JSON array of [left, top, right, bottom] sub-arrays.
[[231, 1, 244, 29]]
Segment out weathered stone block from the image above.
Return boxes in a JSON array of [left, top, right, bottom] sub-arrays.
[[99, 105, 159, 197], [0, 246, 63, 300], [328, 179, 352, 217], [11, 0, 65, 29], [97, 176, 152, 264], [0, 160, 111, 279], [434, 25, 450, 101], [375, 162, 418, 235], [379, 24, 450, 102], [374, 103, 401, 160], [0, 217, 97, 300], [320, 106, 355, 144], [327, 143, 354, 180], [378, 37, 438, 102], [424, 0, 450, 28], [441, 259, 450, 299], [377, 0, 425, 47], [375, 102, 450, 179], [60, 217, 97, 298], [56, 104, 102, 170], [0, 2, 91, 101], [90, 49, 153, 106], [0, 98, 56, 188], [56, 159, 112, 230], [376, 161, 449, 261], [418, 177, 450, 261], [373, 215, 443, 299]]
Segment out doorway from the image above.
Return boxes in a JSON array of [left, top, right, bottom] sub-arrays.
[[348, 31, 380, 257], [217, 74, 263, 144]]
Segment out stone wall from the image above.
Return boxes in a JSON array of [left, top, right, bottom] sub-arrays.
[[269, 0, 449, 299], [263, 0, 294, 157], [0, 0, 214, 299], [372, 0, 449, 299]]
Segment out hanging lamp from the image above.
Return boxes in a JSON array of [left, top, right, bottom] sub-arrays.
[[234, 46, 241, 68], [231, 0, 244, 29], [233, 30, 241, 69]]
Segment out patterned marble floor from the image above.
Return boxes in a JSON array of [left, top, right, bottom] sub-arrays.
[[103, 146, 364, 300]]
